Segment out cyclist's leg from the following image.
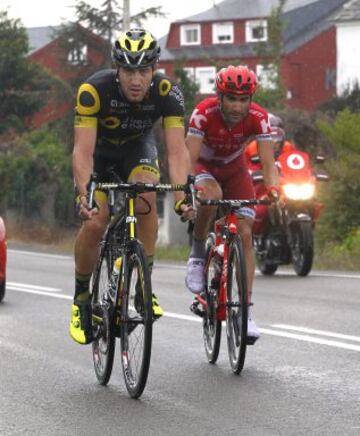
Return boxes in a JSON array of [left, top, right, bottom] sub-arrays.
[[70, 192, 109, 344], [121, 132, 162, 316], [123, 131, 160, 260], [186, 164, 222, 294]]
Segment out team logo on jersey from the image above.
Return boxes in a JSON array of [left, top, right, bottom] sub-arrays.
[[99, 116, 121, 129], [190, 109, 207, 129], [169, 84, 185, 108], [159, 79, 172, 96], [260, 118, 271, 133], [287, 153, 305, 170]]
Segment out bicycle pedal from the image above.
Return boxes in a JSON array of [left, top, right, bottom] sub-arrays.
[[190, 301, 204, 318]]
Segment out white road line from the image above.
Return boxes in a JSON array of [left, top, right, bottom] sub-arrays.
[[260, 328, 360, 352], [9, 287, 72, 300], [7, 249, 360, 280], [8, 282, 61, 293], [8, 249, 71, 261], [165, 311, 201, 323], [271, 324, 360, 343], [7, 286, 360, 353]]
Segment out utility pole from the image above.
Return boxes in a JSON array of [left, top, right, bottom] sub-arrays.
[[123, 0, 130, 31]]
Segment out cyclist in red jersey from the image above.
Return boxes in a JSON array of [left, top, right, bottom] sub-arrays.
[[185, 65, 279, 344]]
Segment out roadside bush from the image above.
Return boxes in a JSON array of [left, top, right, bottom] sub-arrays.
[[316, 110, 360, 245]]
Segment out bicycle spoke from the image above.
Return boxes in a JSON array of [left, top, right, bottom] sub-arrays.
[[120, 242, 152, 398]]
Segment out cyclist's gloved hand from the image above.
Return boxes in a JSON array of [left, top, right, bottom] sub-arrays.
[[266, 185, 280, 202], [76, 194, 99, 221], [174, 198, 195, 221]]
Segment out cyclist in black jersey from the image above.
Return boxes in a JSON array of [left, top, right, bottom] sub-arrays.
[[70, 28, 193, 344]]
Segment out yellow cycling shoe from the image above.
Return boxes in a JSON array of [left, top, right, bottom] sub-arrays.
[[69, 302, 93, 344], [152, 293, 164, 318]]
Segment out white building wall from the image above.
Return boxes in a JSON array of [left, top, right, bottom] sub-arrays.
[[336, 21, 360, 94]]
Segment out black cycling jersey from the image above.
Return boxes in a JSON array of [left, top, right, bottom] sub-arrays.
[[74, 69, 185, 148]]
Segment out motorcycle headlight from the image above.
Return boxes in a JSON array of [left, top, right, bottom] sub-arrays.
[[283, 183, 315, 200]]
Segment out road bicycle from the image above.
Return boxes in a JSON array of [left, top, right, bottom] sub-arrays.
[[88, 174, 195, 398], [191, 198, 270, 374]]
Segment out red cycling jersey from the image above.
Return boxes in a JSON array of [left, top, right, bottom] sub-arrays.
[[187, 97, 272, 219], [188, 97, 272, 166]]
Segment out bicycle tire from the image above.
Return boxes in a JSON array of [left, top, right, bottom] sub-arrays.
[[91, 243, 116, 385], [203, 233, 222, 364], [226, 235, 248, 374], [120, 240, 152, 398]]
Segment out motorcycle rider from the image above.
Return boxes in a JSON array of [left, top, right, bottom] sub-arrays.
[[244, 118, 297, 234]]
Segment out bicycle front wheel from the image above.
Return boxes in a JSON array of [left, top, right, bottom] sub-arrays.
[[91, 244, 116, 385], [203, 233, 222, 364], [120, 240, 152, 398], [226, 235, 248, 374]]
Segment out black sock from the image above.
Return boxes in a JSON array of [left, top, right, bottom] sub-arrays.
[[74, 271, 92, 302], [190, 237, 206, 259], [147, 255, 154, 275]]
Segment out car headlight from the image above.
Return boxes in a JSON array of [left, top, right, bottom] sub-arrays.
[[283, 183, 315, 200]]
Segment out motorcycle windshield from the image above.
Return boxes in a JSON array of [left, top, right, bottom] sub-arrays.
[[277, 151, 313, 183]]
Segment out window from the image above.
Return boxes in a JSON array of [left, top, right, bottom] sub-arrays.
[[212, 22, 234, 44], [256, 64, 276, 90], [180, 24, 201, 45], [195, 67, 216, 94], [245, 20, 268, 42], [68, 39, 88, 65]]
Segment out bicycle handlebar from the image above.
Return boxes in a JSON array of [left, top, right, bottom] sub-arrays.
[[198, 198, 271, 207], [86, 173, 197, 211]]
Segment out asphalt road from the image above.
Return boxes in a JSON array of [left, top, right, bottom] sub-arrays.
[[0, 248, 360, 436]]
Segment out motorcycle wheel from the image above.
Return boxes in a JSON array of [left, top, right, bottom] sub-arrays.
[[257, 259, 278, 276], [291, 221, 313, 277]]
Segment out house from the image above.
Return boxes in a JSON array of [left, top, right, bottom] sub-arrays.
[[157, 0, 348, 111], [26, 25, 108, 126], [332, 0, 360, 94]]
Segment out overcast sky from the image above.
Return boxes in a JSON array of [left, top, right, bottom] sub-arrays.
[[1, 0, 217, 38]]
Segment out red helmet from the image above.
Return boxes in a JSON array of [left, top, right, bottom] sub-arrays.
[[216, 65, 257, 96]]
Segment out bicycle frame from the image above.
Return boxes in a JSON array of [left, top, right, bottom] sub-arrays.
[[195, 208, 239, 321]]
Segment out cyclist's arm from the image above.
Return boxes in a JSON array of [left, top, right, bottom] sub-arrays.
[[73, 126, 97, 197], [257, 138, 279, 188], [185, 134, 202, 174], [164, 126, 190, 203]]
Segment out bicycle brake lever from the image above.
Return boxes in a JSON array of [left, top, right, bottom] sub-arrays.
[[87, 173, 97, 210]]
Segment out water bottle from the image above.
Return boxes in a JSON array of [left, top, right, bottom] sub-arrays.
[[216, 243, 224, 257], [108, 257, 122, 300]]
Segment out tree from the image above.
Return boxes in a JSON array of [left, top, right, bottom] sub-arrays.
[[173, 60, 200, 118], [318, 82, 360, 115], [0, 11, 60, 135], [0, 128, 72, 226], [56, 0, 165, 70], [253, 0, 287, 110], [316, 110, 360, 243]]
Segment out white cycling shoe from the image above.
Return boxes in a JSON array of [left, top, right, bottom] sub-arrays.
[[185, 257, 205, 294], [247, 318, 260, 345]]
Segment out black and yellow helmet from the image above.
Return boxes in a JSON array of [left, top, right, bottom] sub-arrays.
[[112, 28, 160, 69]]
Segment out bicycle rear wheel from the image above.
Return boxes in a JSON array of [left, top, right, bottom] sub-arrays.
[[91, 244, 116, 385], [226, 235, 248, 374], [120, 240, 152, 398], [203, 233, 222, 364]]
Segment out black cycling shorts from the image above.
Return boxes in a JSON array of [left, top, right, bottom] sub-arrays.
[[94, 130, 160, 182]]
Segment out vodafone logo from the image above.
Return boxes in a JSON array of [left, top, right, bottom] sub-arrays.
[[287, 153, 305, 170], [190, 109, 207, 129]]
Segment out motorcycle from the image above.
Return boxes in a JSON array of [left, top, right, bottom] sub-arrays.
[[249, 150, 329, 276]]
